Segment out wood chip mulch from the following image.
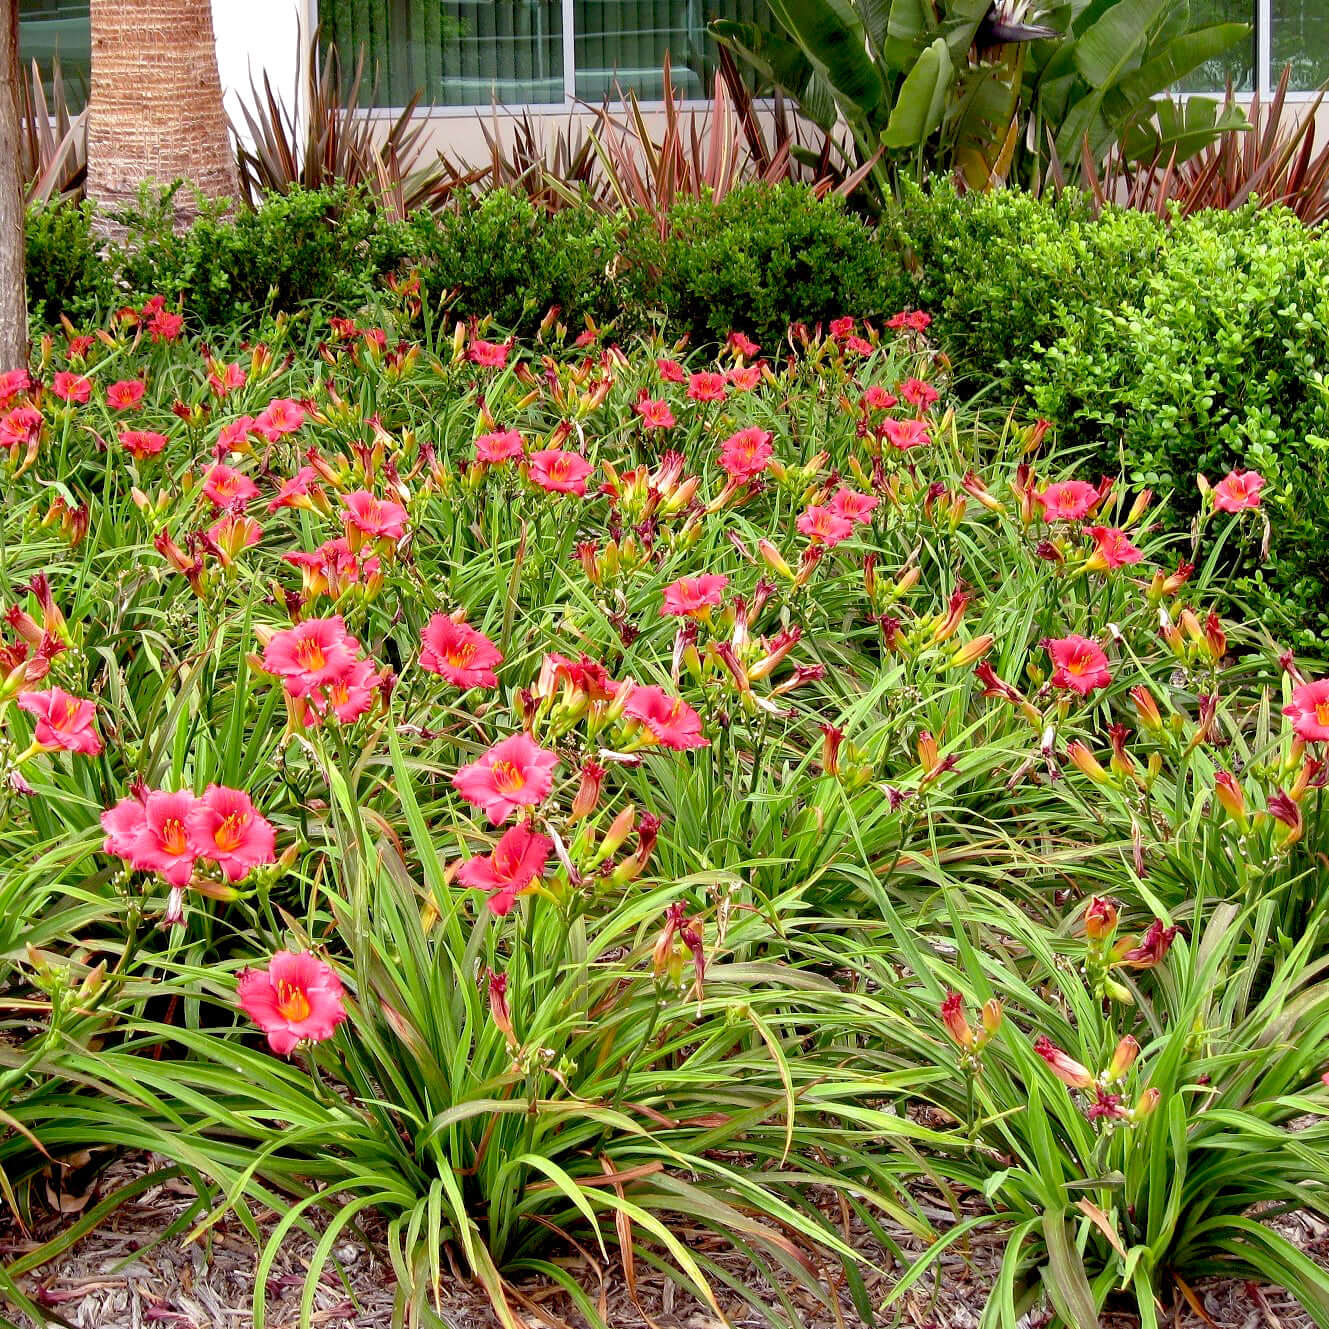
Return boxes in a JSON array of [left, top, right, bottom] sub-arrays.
[[2, 1155, 1325, 1328]]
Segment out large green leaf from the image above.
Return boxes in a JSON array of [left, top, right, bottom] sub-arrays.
[[1115, 22, 1250, 105], [1073, 0, 1171, 88], [882, 36, 953, 149], [765, 0, 887, 115], [884, 0, 932, 70]]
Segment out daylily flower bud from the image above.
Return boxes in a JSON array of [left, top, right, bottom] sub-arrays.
[[1213, 771, 1248, 829], [980, 998, 1003, 1040], [821, 724, 845, 777], [757, 539, 793, 580], [569, 761, 606, 822], [1084, 896, 1118, 940], [596, 804, 636, 863], [1033, 1036, 1094, 1090], [1131, 1087, 1161, 1121], [949, 634, 994, 668], [1129, 686, 1163, 731], [1066, 741, 1110, 784], [1267, 790, 1305, 848], [940, 991, 974, 1050], [488, 971, 517, 1049], [1107, 1035, 1140, 1082]]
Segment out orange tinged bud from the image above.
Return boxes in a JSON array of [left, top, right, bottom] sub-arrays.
[[1067, 741, 1110, 784], [1107, 1035, 1140, 1082]]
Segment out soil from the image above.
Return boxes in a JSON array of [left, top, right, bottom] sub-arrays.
[[2, 1154, 1325, 1328]]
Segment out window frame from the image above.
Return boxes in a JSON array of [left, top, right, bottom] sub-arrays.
[[320, 0, 1324, 117]]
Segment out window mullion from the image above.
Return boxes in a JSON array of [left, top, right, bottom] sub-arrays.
[[1256, 0, 1272, 100], [562, 0, 576, 104]]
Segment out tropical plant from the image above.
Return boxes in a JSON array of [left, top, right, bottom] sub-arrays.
[[712, 0, 1250, 200], [1076, 67, 1329, 224], [235, 44, 480, 218]]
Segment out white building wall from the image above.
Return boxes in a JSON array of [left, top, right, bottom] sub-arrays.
[[212, 0, 314, 152]]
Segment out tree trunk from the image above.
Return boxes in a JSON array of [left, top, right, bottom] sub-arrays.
[[0, 0, 26, 368], [86, 0, 240, 230]]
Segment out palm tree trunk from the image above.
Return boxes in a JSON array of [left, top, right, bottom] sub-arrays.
[[0, 0, 25, 367], [86, 0, 239, 229]]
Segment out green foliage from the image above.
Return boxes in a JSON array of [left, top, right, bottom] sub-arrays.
[[113, 184, 415, 330], [890, 184, 1329, 645], [404, 190, 643, 334], [644, 183, 891, 348], [712, 0, 1248, 201], [24, 201, 115, 329]]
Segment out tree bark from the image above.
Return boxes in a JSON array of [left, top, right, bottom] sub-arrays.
[[86, 0, 240, 231], [0, 0, 27, 368]]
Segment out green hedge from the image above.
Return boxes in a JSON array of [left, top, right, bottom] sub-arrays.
[[887, 183, 1329, 647], [24, 183, 888, 351]]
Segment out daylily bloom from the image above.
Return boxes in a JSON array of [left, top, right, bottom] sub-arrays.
[[202, 463, 260, 509], [1284, 679, 1329, 742], [188, 784, 276, 881], [830, 317, 856, 341], [662, 574, 729, 618], [0, 368, 31, 407], [127, 789, 200, 885], [727, 364, 762, 392], [527, 448, 593, 495], [1046, 635, 1111, 697], [1211, 469, 1264, 513], [268, 466, 322, 513], [457, 821, 553, 915], [727, 331, 760, 358], [1036, 481, 1100, 522], [343, 490, 408, 542], [634, 396, 676, 430], [468, 338, 510, 368], [262, 616, 360, 697], [475, 429, 524, 463], [718, 426, 773, 479], [898, 377, 939, 410], [106, 380, 146, 411], [796, 506, 854, 547], [882, 418, 931, 451], [656, 358, 686, 383], [687, 371, 728, 403], [1085, 526, 1143, 571], [829, 488, 879, 525], [120, 429, 168, 458], [420, 615, 503, 689], [52, 371, 92, 404], [887, 309, 931, 332], [0, 406, 43, 450], [306, 657, 382, 725], [623, 684, 708, 750], [101, 794, 148, 858], [16, 687, 102, 755], [237, 951, 346, 1055], [254, 398, 307, 441], [453, 734, 559, 824], [218, 416, 257, 452], [1115, 920, 1178, 970], [862, 386, 898, 412]]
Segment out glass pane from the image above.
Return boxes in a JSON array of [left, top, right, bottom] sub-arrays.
[[18, 0, 92, 111], [1173, 0, 1256, 94], [1272, 0, 1329, 92], [320, 0, 566, 108], [573, 0, 766, 102]]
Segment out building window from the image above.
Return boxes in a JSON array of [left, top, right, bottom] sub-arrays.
[[1272, 0, 1329, 92], [17, 0, 92, 109], [317, 0, 765, 108], [1177, 0, 1257, 93]]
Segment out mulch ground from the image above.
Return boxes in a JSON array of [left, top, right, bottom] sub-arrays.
[[2, 1154, 1325, 1328]]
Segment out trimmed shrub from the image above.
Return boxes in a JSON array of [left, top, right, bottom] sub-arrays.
[[647, 183, 893, 350], [25, 200, 116, 330]]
